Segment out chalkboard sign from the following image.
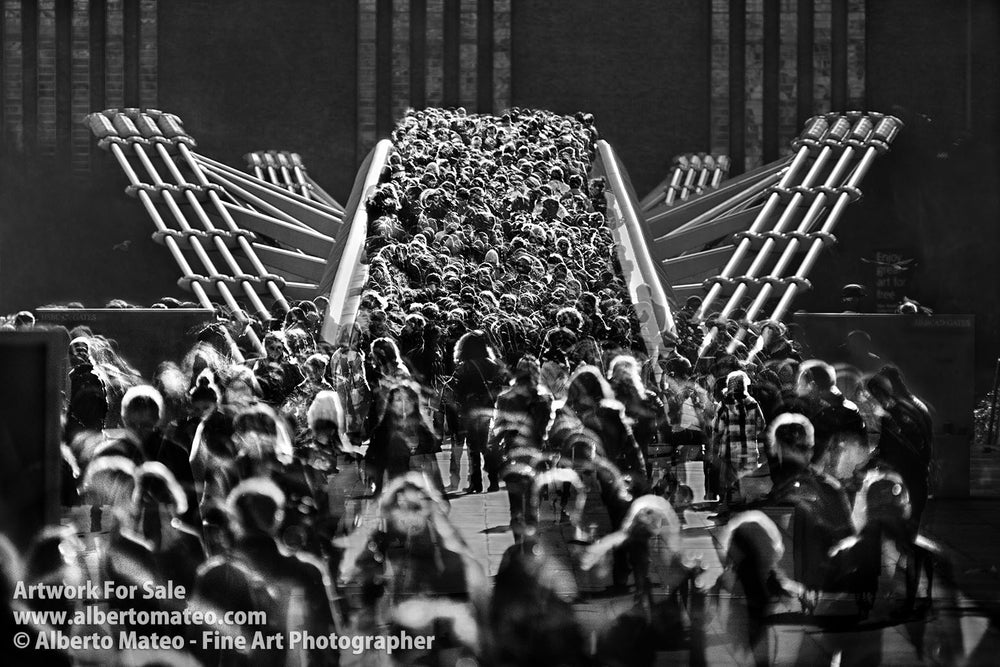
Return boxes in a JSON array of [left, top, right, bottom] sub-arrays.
[[871, 249, 915, 313]]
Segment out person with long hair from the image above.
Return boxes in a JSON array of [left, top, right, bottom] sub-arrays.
[[551, 365, 646, 479], [877, 364, 933, 438], [830, 470, 940, 620], [230, 403, 295, 481], [365, 336, 412, 436], [339, 473, 485, 623], [714, 511, 799, 666], [548, 365, 646, 593], [450, 330, 506, 493], [488, 535, 592, 667], [221, 365, 262, 410], [364, 381, 444, 496], [308, 390, 368, 544], [129, 462, 206, 594], [193, 320, 246, 366], [72, 334, 142, 430], [304, 390, 354, 463], [608, 355, 668, 480], [65, 337, 110, 444]]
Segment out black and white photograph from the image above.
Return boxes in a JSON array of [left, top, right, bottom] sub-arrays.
[[0, 1, 998, 665]]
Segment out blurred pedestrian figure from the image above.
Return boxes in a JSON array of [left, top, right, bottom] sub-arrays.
[[450, 330, 505, 493], [252, 331, 304, 408], [709, 371, 766, 509], [866, 369, 933, 530], [365, 382, 444, 496]]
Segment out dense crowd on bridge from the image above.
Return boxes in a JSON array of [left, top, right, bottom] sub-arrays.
[[0, 108, 942, 666]]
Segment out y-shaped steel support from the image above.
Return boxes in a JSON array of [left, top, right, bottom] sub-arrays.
[[750, 115, 902, 361]]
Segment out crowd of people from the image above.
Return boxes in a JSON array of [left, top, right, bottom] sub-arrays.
[[0, 108, 948, 666]]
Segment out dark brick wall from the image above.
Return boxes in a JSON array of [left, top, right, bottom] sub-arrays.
[[866, 0, 968, 136], [794, 0, 1000, 394], [1, 1, 362, 312], [0, 157, 184, 311], [509, 0, 712, 197], [157, 0, 359, 197]]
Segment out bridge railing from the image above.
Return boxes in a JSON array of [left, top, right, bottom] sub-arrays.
[[319, 139, 393, 346], [594, 140, 676, 360]]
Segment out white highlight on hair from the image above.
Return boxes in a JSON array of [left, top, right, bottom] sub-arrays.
[[719, 510, 785, 567], [121, 384, 165, 420], [133, 461, 188, 516], [766, 412, 815, 450], [307, 390, 344, 430]]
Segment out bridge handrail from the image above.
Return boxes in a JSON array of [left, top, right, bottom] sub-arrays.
[[319, 139, 394, 345], [595, 140, 676, 358]]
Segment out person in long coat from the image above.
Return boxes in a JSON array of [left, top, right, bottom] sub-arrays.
[[365, 381, 444, 496], [450, 330, 506, 493]]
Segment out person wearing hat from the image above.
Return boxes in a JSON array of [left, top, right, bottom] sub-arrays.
[[755, 320, 801, 364], [840, 283, 867, 313], [683, 295, 703, 315], [12, 310, 34, 329]]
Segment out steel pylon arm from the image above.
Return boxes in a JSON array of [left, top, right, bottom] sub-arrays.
[[619, 112, 900, 359], [84, 108, 356, 340], [640, 153, 732, 215], [243, 150, 346, 213], [645, 156, 793, 240], [642, 111, 904, 358]]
